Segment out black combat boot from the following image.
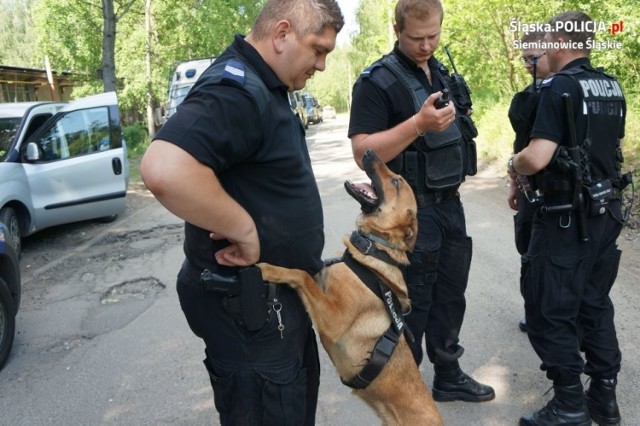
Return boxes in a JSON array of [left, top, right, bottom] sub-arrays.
[[519, 383, 591, 425], [519, 317, 527, 332], [432, 363, 495, 402], [586, 377, 621, 425]]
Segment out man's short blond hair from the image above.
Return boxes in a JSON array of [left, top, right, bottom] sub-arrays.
[[395, 0, 444, 31]]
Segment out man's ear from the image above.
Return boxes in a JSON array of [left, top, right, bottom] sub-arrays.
[[393, 23, 400, 37], [273, 20, 291, 54]]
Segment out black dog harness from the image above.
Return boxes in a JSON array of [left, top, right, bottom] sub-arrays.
[[330, 232, 414, 390]]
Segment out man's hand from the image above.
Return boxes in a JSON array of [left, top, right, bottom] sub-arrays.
[[507, 175, 519, 211], [414, 91, 457, 133], [210, 227, 260, 267]]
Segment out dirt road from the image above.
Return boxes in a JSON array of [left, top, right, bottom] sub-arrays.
[[2, 115, 639, 425]]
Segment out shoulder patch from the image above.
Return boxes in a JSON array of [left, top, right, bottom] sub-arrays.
[[436, 62, 449, 75], [222, 60, 245, 85], [361, 62, 382, 79], [540, 76, 556, 88]]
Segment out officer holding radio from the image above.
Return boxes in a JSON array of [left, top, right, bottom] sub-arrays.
[[140, 1, 344, 424], [510, 11, 630, 426], [349, 0, 493, 403]]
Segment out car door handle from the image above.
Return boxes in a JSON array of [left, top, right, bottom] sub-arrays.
[[112, 158, 122, 175]]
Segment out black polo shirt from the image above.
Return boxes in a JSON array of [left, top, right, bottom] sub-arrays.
[[348, 43, 446, 139], [155, 35, 324, 275]]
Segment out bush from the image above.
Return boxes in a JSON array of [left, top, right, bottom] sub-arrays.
[[122, 122, 149, 155], [474, 99, 515, 165]]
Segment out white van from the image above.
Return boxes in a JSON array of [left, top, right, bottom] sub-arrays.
[[163, 58, 216, 123], [0, 92, 128, 257]]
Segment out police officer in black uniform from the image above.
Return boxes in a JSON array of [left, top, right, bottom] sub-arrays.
[[349, 0, 494, 403], [507, 30, 553, 333], [140, 1, 343, 424], [510, 11, 628, 426]]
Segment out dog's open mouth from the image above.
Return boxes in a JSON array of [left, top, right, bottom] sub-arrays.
[[344, 180, 380, 212], [344, 150, 386, 212]]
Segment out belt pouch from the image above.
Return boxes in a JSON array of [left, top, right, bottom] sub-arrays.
[[585, 179, 613, 217], [418, 123, 464, 189]]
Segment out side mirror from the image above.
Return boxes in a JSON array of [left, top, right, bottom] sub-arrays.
[[25, 142, 41, 162]]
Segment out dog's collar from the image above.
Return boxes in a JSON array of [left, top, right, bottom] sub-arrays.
[[350, 231, 402, 267]]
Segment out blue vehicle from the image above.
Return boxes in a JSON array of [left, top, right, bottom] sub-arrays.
[[0, 221, 20, 370]]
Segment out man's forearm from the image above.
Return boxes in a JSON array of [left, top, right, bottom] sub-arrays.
[[141, 140, 256, 241]]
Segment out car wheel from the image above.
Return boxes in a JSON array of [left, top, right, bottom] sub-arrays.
[[0, 207, 21, 259], [95, 214, 118, 224], [0, 277, 17, 371]]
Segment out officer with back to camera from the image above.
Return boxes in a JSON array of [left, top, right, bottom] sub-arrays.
[[349, 0, 494, 403], [510, 10, 630, 426]]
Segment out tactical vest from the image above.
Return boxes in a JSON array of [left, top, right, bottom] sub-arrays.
[[537, 65, 625, 192], [363, 53, 477, 190], [566, 65, 625, 185]]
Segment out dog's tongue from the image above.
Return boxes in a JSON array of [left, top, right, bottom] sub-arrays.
[[353, 182, 378, 201]]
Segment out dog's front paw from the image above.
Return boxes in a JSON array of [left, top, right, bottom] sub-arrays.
[[256, 262, 280, 283]]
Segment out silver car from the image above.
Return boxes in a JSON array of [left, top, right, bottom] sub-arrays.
[[0, 92, 128, 257]]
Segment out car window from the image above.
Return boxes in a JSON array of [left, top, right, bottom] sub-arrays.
[[32, 106, 110, 161], [0, 117, 21, 161]]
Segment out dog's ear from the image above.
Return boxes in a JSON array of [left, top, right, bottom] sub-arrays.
[[404, 227, 414, 241], [404, 209, 418, 246]]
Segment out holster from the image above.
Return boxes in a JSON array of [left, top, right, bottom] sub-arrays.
[[201, 266, 270, 331]]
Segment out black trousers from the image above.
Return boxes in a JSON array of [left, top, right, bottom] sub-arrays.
[[177, 260, 320, 426], [404, 194, 473, 368], [522, 204, 623, 385]]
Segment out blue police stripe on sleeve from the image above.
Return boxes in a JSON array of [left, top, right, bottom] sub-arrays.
[[540, 76, 555, 88], [222, 60, 245, 85], [361, 62, 382, 78]]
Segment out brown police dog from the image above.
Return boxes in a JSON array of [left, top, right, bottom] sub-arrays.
[[257, 150, 443, 426]]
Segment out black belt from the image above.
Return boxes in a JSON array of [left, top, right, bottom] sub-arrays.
[[415, 187, 459, 205]]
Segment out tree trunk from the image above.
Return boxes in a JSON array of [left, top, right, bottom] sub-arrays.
[[101, 0, 117, 92], [145, 0, 156, 137]]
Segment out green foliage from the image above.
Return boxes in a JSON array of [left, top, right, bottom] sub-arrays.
[[472, 98, 514, 164], [25, 0, 262, 119], [122, 122, 149, 155], [350, 0, 395, 83], [306, 46, 353, 112], [0, 0, 38, 67]]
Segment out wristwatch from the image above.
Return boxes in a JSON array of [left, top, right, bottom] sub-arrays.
[[508, 155, 516, 174]]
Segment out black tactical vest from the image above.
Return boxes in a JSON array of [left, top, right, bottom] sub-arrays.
[[554, 65, 625, 185], [363, 53, 477, 190]]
